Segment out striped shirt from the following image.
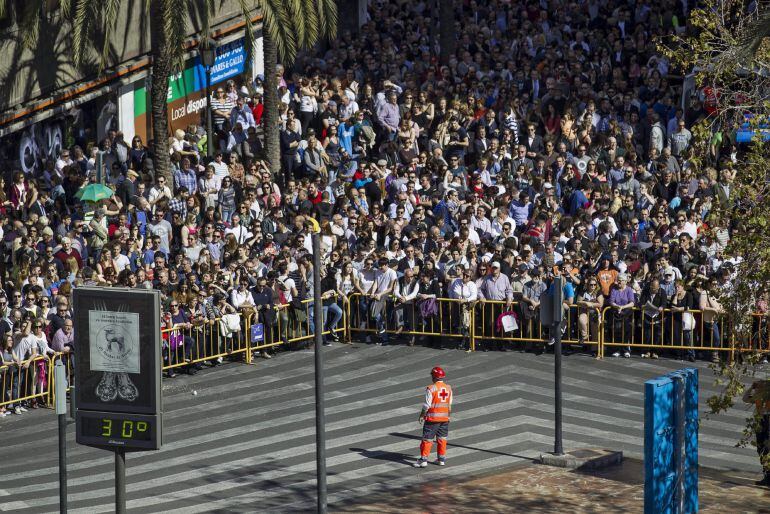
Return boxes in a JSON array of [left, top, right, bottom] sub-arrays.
[[504, 110, 519, 146]]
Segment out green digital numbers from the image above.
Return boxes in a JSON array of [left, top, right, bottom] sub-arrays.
[[99, 418, 150, 439], [121, 421, 133, 438]]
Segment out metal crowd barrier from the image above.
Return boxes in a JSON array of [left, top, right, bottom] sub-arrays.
[[347, 293, 468, 345], [248, 297, 348, 353], [161, 314, 252, 370], [471, 300, 602, 353], [0, 355, 52, 410], [600, 306, 733, 357], [4, 307, 770, 418]]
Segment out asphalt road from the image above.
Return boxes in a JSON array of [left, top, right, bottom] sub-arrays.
[[0, 343, 761, 513]]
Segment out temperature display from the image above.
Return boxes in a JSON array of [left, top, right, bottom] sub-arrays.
[[77, 411, 161, 450]]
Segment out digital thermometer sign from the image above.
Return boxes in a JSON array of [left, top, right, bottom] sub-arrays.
[[74, 287, 163, 452], [77, 411, 161, 449]]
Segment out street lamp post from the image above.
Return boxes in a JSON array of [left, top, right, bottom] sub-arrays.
[[199, 37, 217, 158], [307, 217, 327, 513]]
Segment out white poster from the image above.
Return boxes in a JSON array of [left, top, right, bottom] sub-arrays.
[[89, 310, 140, 374]]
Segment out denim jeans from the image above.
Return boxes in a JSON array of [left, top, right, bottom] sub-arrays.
[[323, 303, 344, 338]]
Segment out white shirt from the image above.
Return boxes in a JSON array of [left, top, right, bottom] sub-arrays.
[[359, 268, 376, 293], [225, 225, 252, 244], [55, 157, 73, 175], [230, 288, 255, 309], [450, 278, 478, 301], [372, 268, 397, 295], [113, 254, 131, 273], [277, 276, 296, 303], [491, 216, 516, 237], [470, 216, 492, 237]]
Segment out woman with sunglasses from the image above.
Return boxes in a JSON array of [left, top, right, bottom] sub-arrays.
[[217, 177, 237, 223], [129, 136, 146, 171]]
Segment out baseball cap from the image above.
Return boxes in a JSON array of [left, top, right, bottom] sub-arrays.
[[491, 261, 501, 269], [543, 182, 554, 190]]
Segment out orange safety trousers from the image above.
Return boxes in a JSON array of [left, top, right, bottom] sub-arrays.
[[420, 437, 447, 458], [420, 420, 449, 458]]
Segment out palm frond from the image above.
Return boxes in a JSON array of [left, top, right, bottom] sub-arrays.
[[260, 0, 297, 62], [198, 0, 216, 40], [234, 0, 259, 72], [99, 0, 122, 68], [71, 0, 95, 67], [163, 0, 190, 72], [60, 0, 73, 19], [315, 0, 338, 40], [294, 0, 319, 51], [20, 0, 45, 50]]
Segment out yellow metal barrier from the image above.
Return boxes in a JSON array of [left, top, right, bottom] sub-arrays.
[[737, 313, 770, 353], [247, 297, 348, 352], [471, 300, 601, 353], [600, 306, 736, 357], [347, 293, 469, 345], [161, 313, 251, 371], [0, 355, 52, 410]]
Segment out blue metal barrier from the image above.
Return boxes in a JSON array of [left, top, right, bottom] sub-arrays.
[[644, 368, 698, 514]]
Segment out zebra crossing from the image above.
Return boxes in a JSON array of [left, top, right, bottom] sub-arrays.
[[0, 344, 761, 513]]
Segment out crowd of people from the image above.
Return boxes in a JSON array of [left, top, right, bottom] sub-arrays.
[[0, 0, 754, 418]]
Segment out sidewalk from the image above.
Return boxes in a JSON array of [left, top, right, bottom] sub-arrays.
[[333, 458, 770, 513]]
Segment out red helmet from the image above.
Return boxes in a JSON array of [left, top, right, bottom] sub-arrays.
[[431, 366, 446, 380]]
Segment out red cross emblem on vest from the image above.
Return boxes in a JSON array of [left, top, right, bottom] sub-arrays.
[[438, 388, 449, 401]]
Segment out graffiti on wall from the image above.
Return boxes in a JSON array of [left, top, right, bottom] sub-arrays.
[[18, 121, 63, 175]]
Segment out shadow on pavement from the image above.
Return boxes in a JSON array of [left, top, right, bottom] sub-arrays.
[[389, 431, 539, 462]]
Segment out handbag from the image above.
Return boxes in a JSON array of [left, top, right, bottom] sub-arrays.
[[682, 312, 695, 331]]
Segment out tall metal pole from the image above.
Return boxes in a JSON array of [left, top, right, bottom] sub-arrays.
[[553, 318, 564, 456], [205, 67, 214, 158], [115, 448, 126, 514], [311, 232, 328, 513], [553, 275, 564, 456], [55, 360, 68, 513]]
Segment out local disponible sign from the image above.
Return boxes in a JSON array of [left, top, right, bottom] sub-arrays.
[[171, 97, 209, 122]]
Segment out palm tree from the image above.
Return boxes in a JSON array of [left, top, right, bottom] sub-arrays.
[[260, 0, 338, 178], [5, 0, 337, 184]]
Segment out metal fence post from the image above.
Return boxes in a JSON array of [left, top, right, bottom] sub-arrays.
[[470, 304, 476, 352]]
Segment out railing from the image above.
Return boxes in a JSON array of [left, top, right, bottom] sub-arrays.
[[471, 300, 602, 353], [161, 314, 252, 370], [248, 297, 348, 353], [601, 306, 733, 357], [3, 307, 769, 417], [1, 355, 53, 410], [347, 293, 468, 345]]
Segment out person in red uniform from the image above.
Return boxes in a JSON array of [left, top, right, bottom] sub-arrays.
[[414, 366, 453, 467]]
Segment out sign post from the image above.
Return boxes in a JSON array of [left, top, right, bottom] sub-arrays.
[[540, 275, 565, 456], [307, 217, 327, 514], [73, 287, 163, 511], [55, 359, 68, 513]]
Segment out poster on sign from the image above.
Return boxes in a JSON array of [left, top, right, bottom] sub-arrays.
[[89, 310, 140, 374]]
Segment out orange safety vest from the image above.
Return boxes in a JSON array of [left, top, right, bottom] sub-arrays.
[[426, 381, 452, 422]]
